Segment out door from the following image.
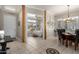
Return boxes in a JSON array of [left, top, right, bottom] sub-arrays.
[[4, 13, 16, 38]]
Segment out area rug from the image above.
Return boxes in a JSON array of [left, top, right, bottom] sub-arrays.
[[46, 48, 60, 54]]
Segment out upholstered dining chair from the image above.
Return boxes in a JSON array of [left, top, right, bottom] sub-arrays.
[[70, 29, 79, 50], [74, 29, 79, 50], [57, 29, 65, 44]]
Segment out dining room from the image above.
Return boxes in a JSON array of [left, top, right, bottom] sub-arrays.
[[54, 5, 79, 51]]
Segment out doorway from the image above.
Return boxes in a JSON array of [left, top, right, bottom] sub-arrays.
[[26, 13, 43, 38]]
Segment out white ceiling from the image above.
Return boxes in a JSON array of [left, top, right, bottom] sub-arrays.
[[27, 5, 79, 15], [0, 5, 21, 13], [1, 5, 79, 15]]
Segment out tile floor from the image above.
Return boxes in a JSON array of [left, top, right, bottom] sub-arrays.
[[7, 36, 79, 54]]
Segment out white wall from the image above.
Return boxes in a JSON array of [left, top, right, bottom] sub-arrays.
[[46, 11, 55, 38], [17, 10, 22, 41], [55, 9, 79, 19], [0, 9, 18, 38], [27, 7, 44, 16], [54, 9, 79, 32], [0, 9, 4, 30], [4, 13, 17, 38]]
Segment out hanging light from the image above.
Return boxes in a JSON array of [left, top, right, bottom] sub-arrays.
[[65, 5, 72, 22], [67, 5, 70, 18]]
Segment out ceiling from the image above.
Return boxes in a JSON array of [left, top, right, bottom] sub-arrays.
[[0, 5, 21, 14], [2, 5, 79, 15], [27, 5, 79, 15]]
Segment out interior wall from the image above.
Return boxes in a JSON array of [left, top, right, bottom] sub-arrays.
[[54, 9, 79, 31], [0, 8, 18, 39], [27, 7, 44, 15], [4, 13, 17, 38], [3, 11, 18, 38], [17, 9, 22, 41], [0, 9, 4, 30], [46, 11, 55, 38], [55, 9, 79, 19]]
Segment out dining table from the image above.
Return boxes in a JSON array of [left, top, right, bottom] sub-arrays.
[[62, 32, 76, 47]]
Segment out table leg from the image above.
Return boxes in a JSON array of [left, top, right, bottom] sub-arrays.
[[65, 39, 68, 47]]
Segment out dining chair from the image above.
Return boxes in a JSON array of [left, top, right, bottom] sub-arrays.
[[74, 29, 79, 50], [57, 29, 65, 44], [70, 29, 79, 50]]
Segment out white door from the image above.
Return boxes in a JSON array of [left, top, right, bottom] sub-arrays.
[[4, 14, 16, 38]]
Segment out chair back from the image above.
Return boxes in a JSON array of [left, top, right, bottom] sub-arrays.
[[57, 29, 65, 37], [75, 29, 79, 42]]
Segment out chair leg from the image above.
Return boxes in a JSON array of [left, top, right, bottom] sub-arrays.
[[75, 44, 77, 51], [65, 39, 68, 47], [69, 41, 72, 46], [62, 39, 64, 45], [75, 43, 78, 51], [59, 37, 61, 43]]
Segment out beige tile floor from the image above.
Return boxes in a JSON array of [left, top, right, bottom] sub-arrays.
[[7, 36, 79, 54]]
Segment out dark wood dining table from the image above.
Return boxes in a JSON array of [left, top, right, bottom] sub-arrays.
[[62, 32, 76, 47]]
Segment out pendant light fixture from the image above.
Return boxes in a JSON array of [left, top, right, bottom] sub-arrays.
[[67, 5, 70, 18], [65, 5, 71, 22]]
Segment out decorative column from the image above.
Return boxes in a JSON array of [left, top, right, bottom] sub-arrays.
[[44, 10, 47, 40], [22, 5, 26, 43]]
